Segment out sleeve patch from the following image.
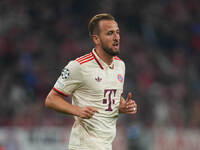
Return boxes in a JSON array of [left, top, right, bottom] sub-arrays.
[[61, 68, 70, 79]]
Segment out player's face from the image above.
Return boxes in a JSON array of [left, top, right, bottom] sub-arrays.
[[98, 20, 120, 56]]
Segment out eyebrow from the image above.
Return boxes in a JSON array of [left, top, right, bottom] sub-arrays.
[[106, 28, 119, 33]]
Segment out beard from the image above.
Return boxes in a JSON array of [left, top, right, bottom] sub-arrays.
[[101, 41, 120, 56]]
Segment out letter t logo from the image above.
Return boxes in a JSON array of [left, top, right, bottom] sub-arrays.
[[103, 89, 117, 111]]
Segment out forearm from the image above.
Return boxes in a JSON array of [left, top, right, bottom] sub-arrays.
[[45, 89, 79, 116]]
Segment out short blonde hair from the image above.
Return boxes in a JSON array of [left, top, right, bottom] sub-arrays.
[[88, 13, 115, 36]]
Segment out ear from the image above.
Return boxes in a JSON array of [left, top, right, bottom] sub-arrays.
[[92, 35, 100, 45]]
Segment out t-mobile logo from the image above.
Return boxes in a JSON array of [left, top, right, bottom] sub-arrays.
[[103, 89, 117, 111]]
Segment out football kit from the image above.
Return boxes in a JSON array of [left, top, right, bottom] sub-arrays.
[[53, 49, 125, 150]]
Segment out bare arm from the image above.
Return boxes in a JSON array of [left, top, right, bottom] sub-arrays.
[[119, 92, 137, 114], [45, 89, 98, 119]]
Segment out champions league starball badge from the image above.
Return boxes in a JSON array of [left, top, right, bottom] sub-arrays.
[[61, 68, 70, 79]]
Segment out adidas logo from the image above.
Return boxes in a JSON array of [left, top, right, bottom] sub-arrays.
[[95, 77, 102, 82]]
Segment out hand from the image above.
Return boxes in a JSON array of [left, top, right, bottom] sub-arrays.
[[119, 92, 137, 114], [75, 106, 99, 119]]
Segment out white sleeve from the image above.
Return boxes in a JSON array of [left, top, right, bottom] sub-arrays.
[[53, 60, 82, 96]]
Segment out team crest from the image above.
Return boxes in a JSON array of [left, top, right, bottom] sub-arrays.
[[117, 74, 123, 83], [61, 68, 70, 79]]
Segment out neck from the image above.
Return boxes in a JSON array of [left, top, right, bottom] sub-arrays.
[[95, 47, 113, 65]]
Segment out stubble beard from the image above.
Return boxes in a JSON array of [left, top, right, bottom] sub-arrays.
[[101, 43, 120, 56]]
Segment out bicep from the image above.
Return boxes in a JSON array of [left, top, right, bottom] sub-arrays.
[[45, 89, 66, 107], [50, 89, 66, 98]]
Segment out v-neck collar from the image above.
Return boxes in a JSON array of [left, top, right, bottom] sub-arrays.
[[91, 48, 114, 70]]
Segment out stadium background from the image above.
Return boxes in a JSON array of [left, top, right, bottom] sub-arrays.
[[0, 0, 200, 149]]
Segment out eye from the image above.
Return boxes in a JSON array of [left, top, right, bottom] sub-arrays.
[[107, 31, 113, 35]]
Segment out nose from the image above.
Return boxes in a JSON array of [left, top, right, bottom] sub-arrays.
[[114, 32, 120, 41]]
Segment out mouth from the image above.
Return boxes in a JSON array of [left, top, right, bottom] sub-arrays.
[[113, 43, 119, 49]]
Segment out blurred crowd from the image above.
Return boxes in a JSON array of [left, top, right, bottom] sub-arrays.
[[0, 0, 200, 143]]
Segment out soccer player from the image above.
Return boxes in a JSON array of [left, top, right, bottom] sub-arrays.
[[45, 13, 137, 150]]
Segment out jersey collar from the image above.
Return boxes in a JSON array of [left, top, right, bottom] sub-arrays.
[[91, 48, 114, 70]]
